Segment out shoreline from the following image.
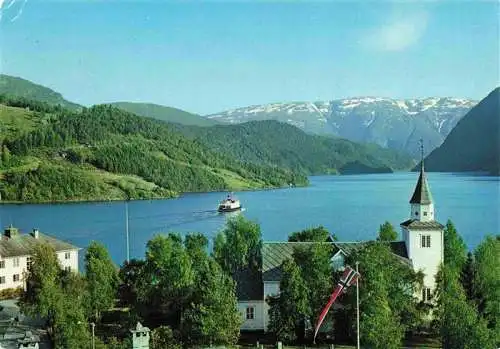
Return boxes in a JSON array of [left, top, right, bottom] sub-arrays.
[[0, 182, 307, 206]]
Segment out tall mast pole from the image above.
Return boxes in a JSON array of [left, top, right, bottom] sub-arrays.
[[126, 199, 130, 263], [356, 261, 360, 349], [420, 138, 424, 170]]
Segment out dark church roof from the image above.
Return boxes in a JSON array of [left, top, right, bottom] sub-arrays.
[[410, 165, 433, 204], [233, 267, 263, 301], [332, 241, 410, 261], [400, 219, 444, 231]]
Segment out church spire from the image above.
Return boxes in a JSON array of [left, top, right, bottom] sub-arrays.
[[410, 139, 433, 204]]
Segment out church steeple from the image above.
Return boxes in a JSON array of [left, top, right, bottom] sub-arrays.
[[410, 140, 433, 205], [409, 139, 434, 222]]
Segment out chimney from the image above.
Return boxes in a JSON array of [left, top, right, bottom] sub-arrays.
[[32, 229, 40, 239], [4, 225, 19, 238]]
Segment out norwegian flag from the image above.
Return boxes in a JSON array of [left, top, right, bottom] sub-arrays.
[[313, 265, 360, 342]]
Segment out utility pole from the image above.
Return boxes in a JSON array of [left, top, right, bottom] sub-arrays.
[[125, 199, 130, 263], [356, 261, 360, 349]]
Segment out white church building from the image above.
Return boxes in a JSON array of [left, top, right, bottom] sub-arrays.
[[235, 160, 444, 331]]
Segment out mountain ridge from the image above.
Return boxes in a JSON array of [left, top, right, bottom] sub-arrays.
[[0, 74, 81, 111], [110, 102, 218, 127], [422, 87, 500, 175], [206, 97, 477, 158]]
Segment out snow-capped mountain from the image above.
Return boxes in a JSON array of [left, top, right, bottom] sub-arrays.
[[206, 97, 477, 158]]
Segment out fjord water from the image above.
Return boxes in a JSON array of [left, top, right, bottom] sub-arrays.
[[0, 173, 498, 266]]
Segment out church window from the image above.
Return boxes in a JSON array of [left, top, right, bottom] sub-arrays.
[[423, 211, 428, 216], [415, 211, 419, 216], [421, 235, 431, 248], [246, 306, 255, 320], [422, 287, 432, 302]]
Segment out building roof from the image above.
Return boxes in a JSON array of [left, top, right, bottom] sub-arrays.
[[410, 164, 433, 205], [400, 219, 444, 231], [332, 241, 409, 259], [0, 227, 79, 258], [262, 242, 334, 282], [261, 240, 411, 283], [233, 267, 263, 301]]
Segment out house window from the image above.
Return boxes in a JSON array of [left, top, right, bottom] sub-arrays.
[[13, 258, 20, 267], [422, 287, 432, 302], [0, 261, 5, 269], [65, 252, 71, 260], [246, 306, 255, 320], [421, 235, 431, 248], [423, 211, 428, 216], [26, 257, 33, 270], [0, 277, 5, 284], [13, 274, 20, 282], [64, 266, 71, 272]]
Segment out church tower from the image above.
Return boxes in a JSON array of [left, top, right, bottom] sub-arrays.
[[401, 140, 444, 303]]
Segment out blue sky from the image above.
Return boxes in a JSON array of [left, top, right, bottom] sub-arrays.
[[0, 0, 498, 114]]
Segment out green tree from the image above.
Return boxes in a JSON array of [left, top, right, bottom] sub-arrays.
[[443, 220, 467, 273], [438, 264, 496, 349], [288, 226, 335, 242], [268, 258, 310, 342], [118, 259, 145, 308], [20, 243, 63, 336], [182, 258, 242, 345], [346, 242, 422, 346], [473, 235, 499, 342], [376, 221, 398, 241], [19, 243, 91, 348], [460, 252, 476, 302], [139, 234, 195, 325], [360, 284, 403, 349], [85, 241, 120, 321], [185, 233, 208, 265], [213, 215, 262, 273], [293, 243, 334, 320], [52, 295, 90, 349], [151, 326, 181, 349]]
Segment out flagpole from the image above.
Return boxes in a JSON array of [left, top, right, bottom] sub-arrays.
[[356, 261, 360, 349], [125, 199, 130, 263]]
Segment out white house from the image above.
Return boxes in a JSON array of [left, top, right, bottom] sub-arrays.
[[235, 160, 444, 331], [0, 226, 80, 292]]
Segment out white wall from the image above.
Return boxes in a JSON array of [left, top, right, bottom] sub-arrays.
[[57, 250, 79, 273], [0, 255, 29, 290], [238, 301, 266, 331], [263, 281, 279, 298], [404, 227, 443, 295], [410, 203, 435, 222], [0, 248, 79, 291]]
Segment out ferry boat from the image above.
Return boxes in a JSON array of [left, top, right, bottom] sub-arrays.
[[218, 194, 242, 212]]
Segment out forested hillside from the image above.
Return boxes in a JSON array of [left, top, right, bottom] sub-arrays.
[[173, 120, 414, 174], [111, 102, 218, 126], [0, 74, 81, 111], [0, 97, 305, 203]]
